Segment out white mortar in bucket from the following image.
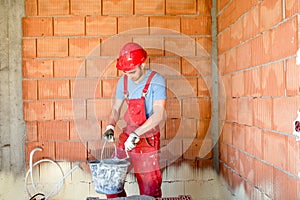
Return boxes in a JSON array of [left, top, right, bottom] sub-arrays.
[[89, 142, 130, 194]]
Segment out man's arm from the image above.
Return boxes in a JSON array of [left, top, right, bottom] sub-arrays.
[[107, 98, 124, 126], [133, 99, 166, 136]]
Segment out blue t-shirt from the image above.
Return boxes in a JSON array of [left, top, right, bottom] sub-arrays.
[[116, 70, 166, 118]]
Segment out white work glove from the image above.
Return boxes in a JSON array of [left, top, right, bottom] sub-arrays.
[[103, 125, 115, 142], [124, 132, 140, 151]]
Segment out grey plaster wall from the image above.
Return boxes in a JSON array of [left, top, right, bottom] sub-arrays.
[[0, 0, 25, 174]]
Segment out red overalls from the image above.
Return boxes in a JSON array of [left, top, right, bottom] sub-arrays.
[[106, 71, 162, 198]]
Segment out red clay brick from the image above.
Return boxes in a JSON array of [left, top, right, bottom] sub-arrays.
[[263, 131, 287, 169], [181, 16, 212, 35], [186, 57, 212, 77], [70, 120, 101, 141], [245, 126, 262, 158], [287, 137, 300, 176], [244, 67, 261, 97], [101, 37, 132, 56], [165, 37, 196, 57], [69, 38, 100, 57], [242, 6, 260, 41], [23, 17, 53, 37], [217, 1, 236, 32], [198, 77, 211, 97], [221, 122, 233, 144], [167, 78, 197, 98], [253, 98, 273, 130], [26, 142, 55, 163], [219, 54, 226, 75], [133, 37, 164, 56], [102, 0, 133, 15], [86, 57, 118, 78], [135, 0, 165, 15], [166, 119, 185, 139], [26, 122, 38, 141], [166, 0, 197, 15], [54, 16, 85, 36], [25, 0, 37, 16], [219, 143, 228, 163], [261, 61, 285, 96], [251, 32, 272, 66], [55, 100, 86, 120], [231, 72, 244, 97], [198, 0, 212, 15], [38, 80, 70, 99], [227, 145, 239, 170], [225, 48, 237, 74], [118, 16, 148, 35], [226, 97, 237, 122], [273, 97, 300, 133], [23, 80, 38, 100], [37, 38, 68, 58], [150, 57, 181, 77], [230, 18, 243, 48], [271, 17, 298, 60], [38, 0, 69, 16], [71, 78, 101, 99], [165, 98, 181, 119], [22, 60, 53, 78], [86, 16, 117, 36], [260, 0, 283, 32], [197, 119, 210, 139], [286, 58, 300, 96], [236, 41, 251, 70], [102, 78, 119, 98], [286, 0, 300, 18], [221, 74, 232, 98], [198, 98, 211, 119], [183, 139, 212, 159], [274, 169, 298, 200], [70, 0, 101, 15], [196, 37, 212, 57], [237, 98, 253, 126], [54, 58, 85, 78], [23, 101, 54, 121], [255, 160, 274, 198], [56, 141, 87, 161], [23, 39, 36, 58], [149, 16, 181, 35], [218, 28, 231, 54], [38, 121, 69, 141], [238, 151, 255, 183], [217, 0, 230, 12], [87, 99, 113, 120], [232, 124, 245, 150]]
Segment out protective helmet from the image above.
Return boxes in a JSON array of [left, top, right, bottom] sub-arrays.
[[116, 42, 147, 71]]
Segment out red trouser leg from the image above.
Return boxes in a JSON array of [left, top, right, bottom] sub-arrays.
[[135, 169, 162, 197], [107, 133, 162, 198]]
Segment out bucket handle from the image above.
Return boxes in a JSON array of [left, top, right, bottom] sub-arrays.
[[100, 141, 129, 161]]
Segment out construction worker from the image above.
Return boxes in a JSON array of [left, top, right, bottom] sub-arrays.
[[103, 42, 166, 198]]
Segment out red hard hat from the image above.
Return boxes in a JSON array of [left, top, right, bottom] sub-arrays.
[[116, 42, 147, 71]]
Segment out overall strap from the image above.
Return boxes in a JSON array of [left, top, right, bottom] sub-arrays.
[[142, 71, 156, 98]]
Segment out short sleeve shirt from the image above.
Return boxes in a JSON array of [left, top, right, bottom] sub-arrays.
[[115, 70, 166, 118]]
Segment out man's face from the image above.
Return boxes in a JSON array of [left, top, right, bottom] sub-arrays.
[[123, 65, 144, 82]]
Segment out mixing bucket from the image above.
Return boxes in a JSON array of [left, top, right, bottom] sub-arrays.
[[88, 142, 130, 194]]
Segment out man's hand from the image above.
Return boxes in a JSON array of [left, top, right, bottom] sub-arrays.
[[124, 132, 140, 151], [103, 125, 115, 142]]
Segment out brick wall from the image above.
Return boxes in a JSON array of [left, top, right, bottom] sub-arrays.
[[218, 0, 300, 199], [22, 0, 213, 169]]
